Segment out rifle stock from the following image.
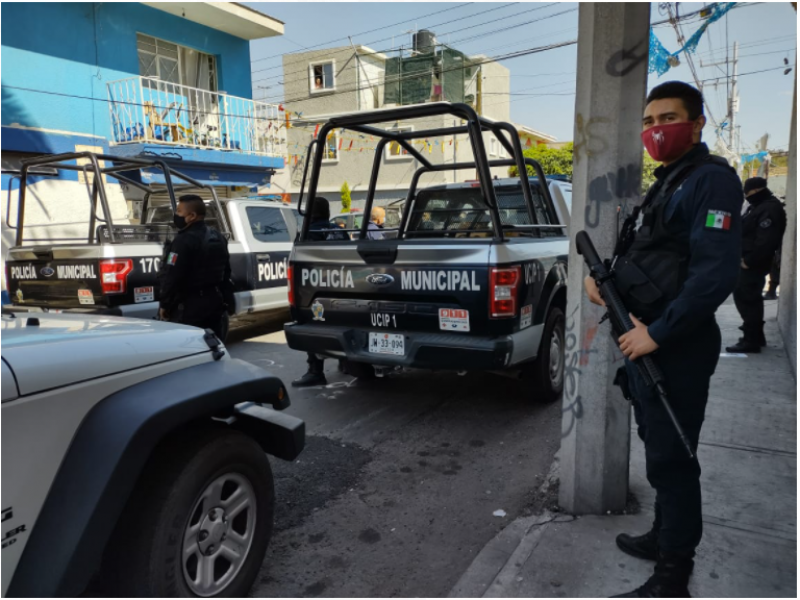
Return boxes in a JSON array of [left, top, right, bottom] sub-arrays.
[[576, 230, 694, 459]]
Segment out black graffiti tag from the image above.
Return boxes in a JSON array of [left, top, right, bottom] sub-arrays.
[[585, 164, 642, 229], [561, 304, 585, 439], [605, 39, 648, 78]]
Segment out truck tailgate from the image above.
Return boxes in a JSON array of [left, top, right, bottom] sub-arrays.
[[6, 246, 164, 311], [291, 242, 493, 336]]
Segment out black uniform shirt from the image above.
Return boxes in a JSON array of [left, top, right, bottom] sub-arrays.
[[646, 144, 743, 347], [741, 189, 787, 272], [157, 221, 231, 313]]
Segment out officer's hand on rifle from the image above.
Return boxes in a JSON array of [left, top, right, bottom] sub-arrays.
[[619, 314, 659, 360], [159, 308, 169, 321], [584, 276, 606, 307]]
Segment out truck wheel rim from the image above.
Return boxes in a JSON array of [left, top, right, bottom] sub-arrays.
[[549, 326, 564, 389], [182, 472, 256, 597]]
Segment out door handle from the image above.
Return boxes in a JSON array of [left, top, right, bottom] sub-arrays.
[[256, 253, 271, 261]]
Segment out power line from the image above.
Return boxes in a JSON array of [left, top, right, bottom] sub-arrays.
[[0, 39, 579, 126], [699, 65, 793, 83], [252, 2, 566, 86], [250, 2, 475, 65], [272, 39, 578, 108], [254, 5, 577, 96]]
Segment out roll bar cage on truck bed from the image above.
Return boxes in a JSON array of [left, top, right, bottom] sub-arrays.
[[295, 101, 567, 241], [10, 152, 232, 246]]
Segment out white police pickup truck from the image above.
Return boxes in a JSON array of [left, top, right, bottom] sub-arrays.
[[1, 309, 303, 597], [4, 153, 298, 335]]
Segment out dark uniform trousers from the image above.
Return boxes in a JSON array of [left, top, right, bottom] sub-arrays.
[[625, 319, 721, 556], [733, 267, 768, 337]]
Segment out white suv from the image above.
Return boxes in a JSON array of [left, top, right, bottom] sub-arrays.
[[1, 311, 303, 597]]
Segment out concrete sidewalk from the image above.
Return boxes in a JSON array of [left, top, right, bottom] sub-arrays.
[[451, 301, 797, 598]]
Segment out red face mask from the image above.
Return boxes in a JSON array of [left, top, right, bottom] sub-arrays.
[[641, 121, 695, 163]]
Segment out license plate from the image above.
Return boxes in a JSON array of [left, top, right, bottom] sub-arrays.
[[369, 332, 405, 356], [78, 289, 95, 305], [134, 286, 155, 303]]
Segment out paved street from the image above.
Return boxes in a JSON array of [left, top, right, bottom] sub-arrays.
[[227, 315, 562, 597]]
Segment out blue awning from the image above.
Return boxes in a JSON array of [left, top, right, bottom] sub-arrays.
[[107, 143, 283, 187]]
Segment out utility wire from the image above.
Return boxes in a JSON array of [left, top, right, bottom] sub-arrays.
[[254, 5, 576, 95], [250, 2, 475, 64], [252, 3, 566, 85]]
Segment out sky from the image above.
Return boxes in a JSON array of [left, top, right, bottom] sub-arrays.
[[246, 1, 797, 155]]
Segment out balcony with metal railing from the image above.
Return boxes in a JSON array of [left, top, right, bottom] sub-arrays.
[[107, 77, 286, 158]]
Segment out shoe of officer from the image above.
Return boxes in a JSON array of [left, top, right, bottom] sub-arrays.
[[763, 290, 778, 301], [736, 324, 767, 346], [726, 335, 762, 353], [291, 369, 327, 387], [616, 529, 659, 562], [611, 552, 694, 598]]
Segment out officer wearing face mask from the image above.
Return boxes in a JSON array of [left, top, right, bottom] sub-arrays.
[[585, 81, 742, 598], [157, 194, 233, 339], [725, 177, 786, 353]]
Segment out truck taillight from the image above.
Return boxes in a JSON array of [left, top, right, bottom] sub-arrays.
[[99, 259, 133, 294], [490, 266, 521, 318], [287, 265, 295, 307]]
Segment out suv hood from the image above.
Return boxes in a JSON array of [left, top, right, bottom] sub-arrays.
[[1, 313, 211, 395]]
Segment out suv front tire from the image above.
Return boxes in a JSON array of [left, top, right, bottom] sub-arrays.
[[103, 427, 274, 597]]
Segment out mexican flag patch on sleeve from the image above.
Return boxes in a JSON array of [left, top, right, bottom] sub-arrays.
[[705, 210, 731, 230], [167, 252, 178, 265]]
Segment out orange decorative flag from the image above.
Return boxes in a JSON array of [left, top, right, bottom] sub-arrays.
[[313, 124, 320, 138], [338, 138, 343, 150], [348, 140, 354, 151]]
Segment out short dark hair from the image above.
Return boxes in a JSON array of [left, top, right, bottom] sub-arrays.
[[178, 194, 206, 217], [646, 81, 704, 120], [310, 196, 331, 221]]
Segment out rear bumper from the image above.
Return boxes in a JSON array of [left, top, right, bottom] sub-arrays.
[[284, 322, 514, 370]]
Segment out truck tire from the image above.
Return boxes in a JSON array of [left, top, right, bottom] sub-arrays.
[[529, 307, 565, 403], [343, 360, 377, 380], [104, 427, 274, 597]]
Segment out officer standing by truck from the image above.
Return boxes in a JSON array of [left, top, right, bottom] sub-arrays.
[[725, 177, 787, 353], [157, 194, 233, 339], [293, 197, 347, 387], [585, 81, 742, 598]]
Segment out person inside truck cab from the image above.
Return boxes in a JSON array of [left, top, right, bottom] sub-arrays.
[[367, 206, 386, 240], [307, 197, 348, 242], [157, 195, 233, 339]]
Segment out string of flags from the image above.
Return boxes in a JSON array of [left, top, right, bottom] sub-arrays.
[[284, 124, 536, 166], [649, 2, 737, 76]]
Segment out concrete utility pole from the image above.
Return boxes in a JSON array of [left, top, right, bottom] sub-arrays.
[[729, 41, 739, 149], [559, 2, 650, 515], [777, 66, 797, 374]]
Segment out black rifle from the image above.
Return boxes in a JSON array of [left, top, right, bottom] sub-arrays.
[[575, 230, 694, 459]]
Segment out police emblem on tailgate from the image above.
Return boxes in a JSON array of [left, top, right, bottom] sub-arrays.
[[366, 273, 394, 286], [311, 300, 325, 321]]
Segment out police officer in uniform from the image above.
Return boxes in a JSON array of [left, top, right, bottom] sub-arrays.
[[292, 197, 347, 387], [585, 82, 742, 597], [157, 194, 233, 339], [726, 177, 786, 353]]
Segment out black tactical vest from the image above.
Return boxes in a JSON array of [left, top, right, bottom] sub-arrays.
[[613, 153, 734, 323]]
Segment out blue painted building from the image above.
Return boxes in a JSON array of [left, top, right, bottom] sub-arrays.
[[1, 2, 285, 187]]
